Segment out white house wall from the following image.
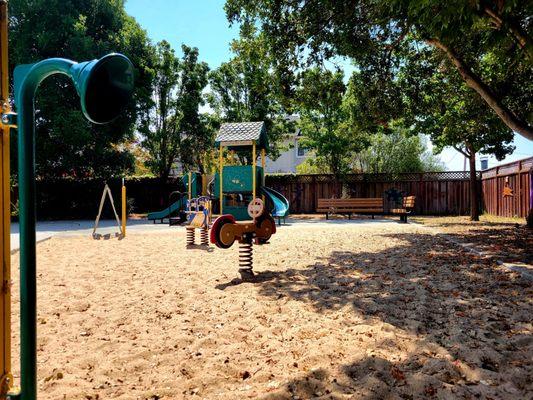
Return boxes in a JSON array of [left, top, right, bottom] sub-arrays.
[[265, 136, 311, 173]]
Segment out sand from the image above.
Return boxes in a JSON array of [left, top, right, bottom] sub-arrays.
[[9, 221, 532, 399]]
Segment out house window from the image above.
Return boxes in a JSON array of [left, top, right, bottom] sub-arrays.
[[297, 143, 307, 157]]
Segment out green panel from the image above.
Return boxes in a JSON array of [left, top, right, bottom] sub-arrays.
[[182, 172, 202, 197], [214, 165, 263, 196], [223, 206, 250, 221]]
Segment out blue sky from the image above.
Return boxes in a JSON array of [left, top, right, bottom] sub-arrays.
[[124, 0, 532, 171], [125, 0, 238, 68]]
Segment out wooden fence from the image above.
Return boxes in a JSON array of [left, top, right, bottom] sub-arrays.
[[15, 161, 530, 220], [481, 157, 532, 218], [265, 172, 479, 215]]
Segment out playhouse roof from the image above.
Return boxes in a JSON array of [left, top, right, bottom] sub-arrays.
[[215, 121, 268, 150]]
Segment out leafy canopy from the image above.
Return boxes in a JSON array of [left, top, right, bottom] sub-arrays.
[[208, 24, 294, 159], [225, 0, 532, 140], [9, 0, 154, 178], [140, 42, 212, 179], [296, 68, 368, 177]]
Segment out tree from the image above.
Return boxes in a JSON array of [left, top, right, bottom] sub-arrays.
[[173, 44, 212, 174], [9, 0, 154, 178], [139, 41, 180, 179], [225, 0, 532, 140], [354, 127, 445, 174], [296, 68, 368, 177], [406, 52, 514, 221], [140, 43, 211, 179], [178, 114, 218, 175], [207, 24, 293, 159]]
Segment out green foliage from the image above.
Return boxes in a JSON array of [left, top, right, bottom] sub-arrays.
[[401, 49, 515, 160], [295, 159, 327, 174], [296, 68, 368, 177], [140, 42, 212, 179], [354, 127, 445, 173], [207, 24, 293, 159], [225, 0, 532, 139], [9, 0, 154, 178]]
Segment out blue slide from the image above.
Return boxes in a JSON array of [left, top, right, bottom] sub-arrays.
[[147, 197, 185, 222], [261, 187, 290, 224]]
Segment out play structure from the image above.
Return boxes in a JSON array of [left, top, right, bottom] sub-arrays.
[[147, 122, 289, 227], [213, 121, 290, 224], [147, 172, 202, 225], [210, 122, 283, 278], [92, 180, 128, 239], [0, 3, 135, 396]]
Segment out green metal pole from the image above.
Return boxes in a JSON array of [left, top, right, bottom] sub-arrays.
[[13, 54, 133, 400], [14, 58, 76, 400]]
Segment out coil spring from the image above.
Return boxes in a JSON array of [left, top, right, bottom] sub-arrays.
[[239, 241, 253, 271], [186, 227, 195, 246], [200, 227, 209, 246]]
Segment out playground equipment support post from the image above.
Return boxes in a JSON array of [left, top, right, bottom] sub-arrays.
[[219, 146, 224, 214], [121, 178, 126, 238], [252, 141, 256, 201], [0, 0, 11, 395]]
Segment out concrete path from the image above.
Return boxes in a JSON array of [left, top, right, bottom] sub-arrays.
[[10, 219, 171, 251], [10, 217, 397, 252]]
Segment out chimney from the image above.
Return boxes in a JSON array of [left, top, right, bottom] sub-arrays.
[[480, 156, 489, 170]]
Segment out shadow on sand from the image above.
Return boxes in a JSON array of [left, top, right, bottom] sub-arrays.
[[218, 230, 531, 399]]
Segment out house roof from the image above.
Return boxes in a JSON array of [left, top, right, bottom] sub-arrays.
[[215, 121, 268, 150]]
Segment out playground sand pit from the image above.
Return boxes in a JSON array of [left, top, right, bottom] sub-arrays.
[[10, 221, 532, 399]]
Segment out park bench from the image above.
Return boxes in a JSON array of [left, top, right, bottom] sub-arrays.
[[391, 196, 416, 223], [317, 198, 384, 219]]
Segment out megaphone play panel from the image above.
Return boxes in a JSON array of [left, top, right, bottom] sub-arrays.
[[71, 53, 134, 124]]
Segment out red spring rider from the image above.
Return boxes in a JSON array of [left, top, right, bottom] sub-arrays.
[[210, 198, 276, 279]]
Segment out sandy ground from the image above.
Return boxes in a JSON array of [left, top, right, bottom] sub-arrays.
[[412, 215, 532, 265], [9, 221, 532, 399]]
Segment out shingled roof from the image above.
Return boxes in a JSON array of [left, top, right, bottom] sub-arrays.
[[215, 121, 268, 149]]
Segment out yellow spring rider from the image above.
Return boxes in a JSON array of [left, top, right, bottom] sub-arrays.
[[185, 196, 212, 247]]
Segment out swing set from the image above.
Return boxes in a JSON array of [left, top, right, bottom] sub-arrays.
[[92, 179, 127, 240]]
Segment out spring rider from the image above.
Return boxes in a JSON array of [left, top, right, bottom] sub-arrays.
[[210, 197, 276, 279], [185, 196, 212, 247]]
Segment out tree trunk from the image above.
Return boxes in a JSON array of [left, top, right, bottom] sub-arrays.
[[426, 39, 533, 141], [526, 171, 533, 229], [468, 149, 479, 221]]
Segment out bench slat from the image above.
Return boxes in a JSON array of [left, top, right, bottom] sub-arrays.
[[317, 208, 383, 212]]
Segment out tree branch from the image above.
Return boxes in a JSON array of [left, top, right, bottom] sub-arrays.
[[453, 145, 469, 157], [482, 6, 533, 61], [426, 38, 533, 141]]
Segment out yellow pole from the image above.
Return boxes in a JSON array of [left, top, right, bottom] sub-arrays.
[[252, 141, 256, 201], [201, 174, 207, 196], [121, 178, 126, 238], [188, 171, 192, 200], [261, 148, 266, 202], [0, 0, 11, 394], [219, 147, 223, 214]]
